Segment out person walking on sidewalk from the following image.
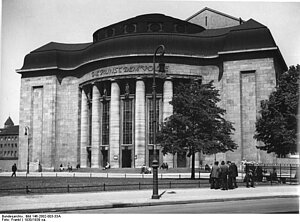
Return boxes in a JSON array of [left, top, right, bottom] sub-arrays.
[[220, 161, 229, 190], [210, 161, 220, 189], [11, 163, 17, 177]]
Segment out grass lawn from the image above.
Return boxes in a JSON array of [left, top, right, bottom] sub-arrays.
[[0, 177, 210, 196]]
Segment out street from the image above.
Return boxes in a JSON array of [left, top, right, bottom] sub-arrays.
[[56, 197, 299, 214]]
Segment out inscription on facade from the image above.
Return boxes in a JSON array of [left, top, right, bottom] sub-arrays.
[[91, 65, 169, 78]]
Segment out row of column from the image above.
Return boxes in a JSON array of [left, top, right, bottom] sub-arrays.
[[80, 78, 173, 168]]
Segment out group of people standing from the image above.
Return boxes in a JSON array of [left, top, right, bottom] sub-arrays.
[[210, 161, 238, 190]]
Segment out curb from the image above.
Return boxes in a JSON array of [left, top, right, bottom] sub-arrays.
[[1, 194, 298, 214]]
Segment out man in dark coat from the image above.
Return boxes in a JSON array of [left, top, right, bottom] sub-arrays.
[[229, 162, 238, 188], [220, 161, 229, 190], [11, 163, 17, 177], [210, 161, 220, 189]]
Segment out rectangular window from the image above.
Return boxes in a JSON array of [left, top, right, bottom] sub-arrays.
[[122, 99, 133, 144], [148, 98, 160, 145], [102, 101, 110, 145]]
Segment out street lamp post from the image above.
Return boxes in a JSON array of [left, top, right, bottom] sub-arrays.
[[25, 126, 30, 174], [152, 45, 165, 199]]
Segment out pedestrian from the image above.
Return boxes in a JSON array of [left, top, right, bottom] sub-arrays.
[[245, 163, 255, 188], [210, 161, 220, 189], [220, 161, 229, 190], [255, 165, 263, 182], [227, 161, 233, 189], [59, 163, 63, 171], [38, 162, 42, 172], [230, 162, 239, 188], [11, 163, 17, 177]]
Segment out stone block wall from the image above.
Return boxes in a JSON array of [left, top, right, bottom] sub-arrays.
[[222, 58, 277, 164], [18, 76, 57, 170], [55, 76, 80, 169]]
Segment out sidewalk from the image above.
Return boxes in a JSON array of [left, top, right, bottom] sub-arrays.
[[0, 185, 298, 213]]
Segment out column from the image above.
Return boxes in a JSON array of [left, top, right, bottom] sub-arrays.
[[109, 80, 120, 168], [91, 84, 100, 168], [134, 78, 146, 167], [162, 78, 174, 167], [80, 88, 88, 168]]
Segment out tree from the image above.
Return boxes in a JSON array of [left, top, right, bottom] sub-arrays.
[[157, 80, 238, 179], [254, 65, 299, 157]]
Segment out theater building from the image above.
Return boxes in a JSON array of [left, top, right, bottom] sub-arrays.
[[17, 8, 287, 170]]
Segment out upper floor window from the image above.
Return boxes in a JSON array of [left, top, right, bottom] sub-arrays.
[[102, 101, 110, 145], [148, 98, 161, 145]]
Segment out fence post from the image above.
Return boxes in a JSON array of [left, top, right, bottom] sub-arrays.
[[139, 182, 141, 190], [280, 164, 281, 181], [107, 173, 108, 178], [67, 184, 70, 193], [56, 173, 57, 177], [26, 186, 29, 194], [198, 171, 200, 179], [41, 173, 43, 178], [125, 173, 126, 178], [290, 164, 292, 183], [161, 174, 163, 179], [103, 183, 106, 191], [179, 174, 181, 179], [90, 173, 92, 178], [73, 173, 75, 178]]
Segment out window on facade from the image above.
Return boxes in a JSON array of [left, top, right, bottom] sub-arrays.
[[148, 98, 160, 145], [14, 151, 17, 157], [123, 99, 133, 144], [0, 144, 2, 148], [102, 101, 110, 145], [15, 143, 17, 147]]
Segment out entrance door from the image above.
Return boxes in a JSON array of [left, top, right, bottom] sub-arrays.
[[87, 148, 91, 167], [122, 149, 132, 168], [177, 151, 187, 168], [101, 150, 108, 167]]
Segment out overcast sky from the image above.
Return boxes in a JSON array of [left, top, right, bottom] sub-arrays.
[[0, 0, 299, 126]]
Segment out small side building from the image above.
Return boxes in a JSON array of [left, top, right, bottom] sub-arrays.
[[0, 117, 19, 171]]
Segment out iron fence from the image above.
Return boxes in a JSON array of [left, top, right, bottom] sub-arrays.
[[0, 164, 298, 195]]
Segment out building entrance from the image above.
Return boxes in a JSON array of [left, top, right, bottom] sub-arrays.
[[122, 149, 132, 168], [177, 151, 187, 168], [101, 150, 108, 167], [87, 147, 91, 168]]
